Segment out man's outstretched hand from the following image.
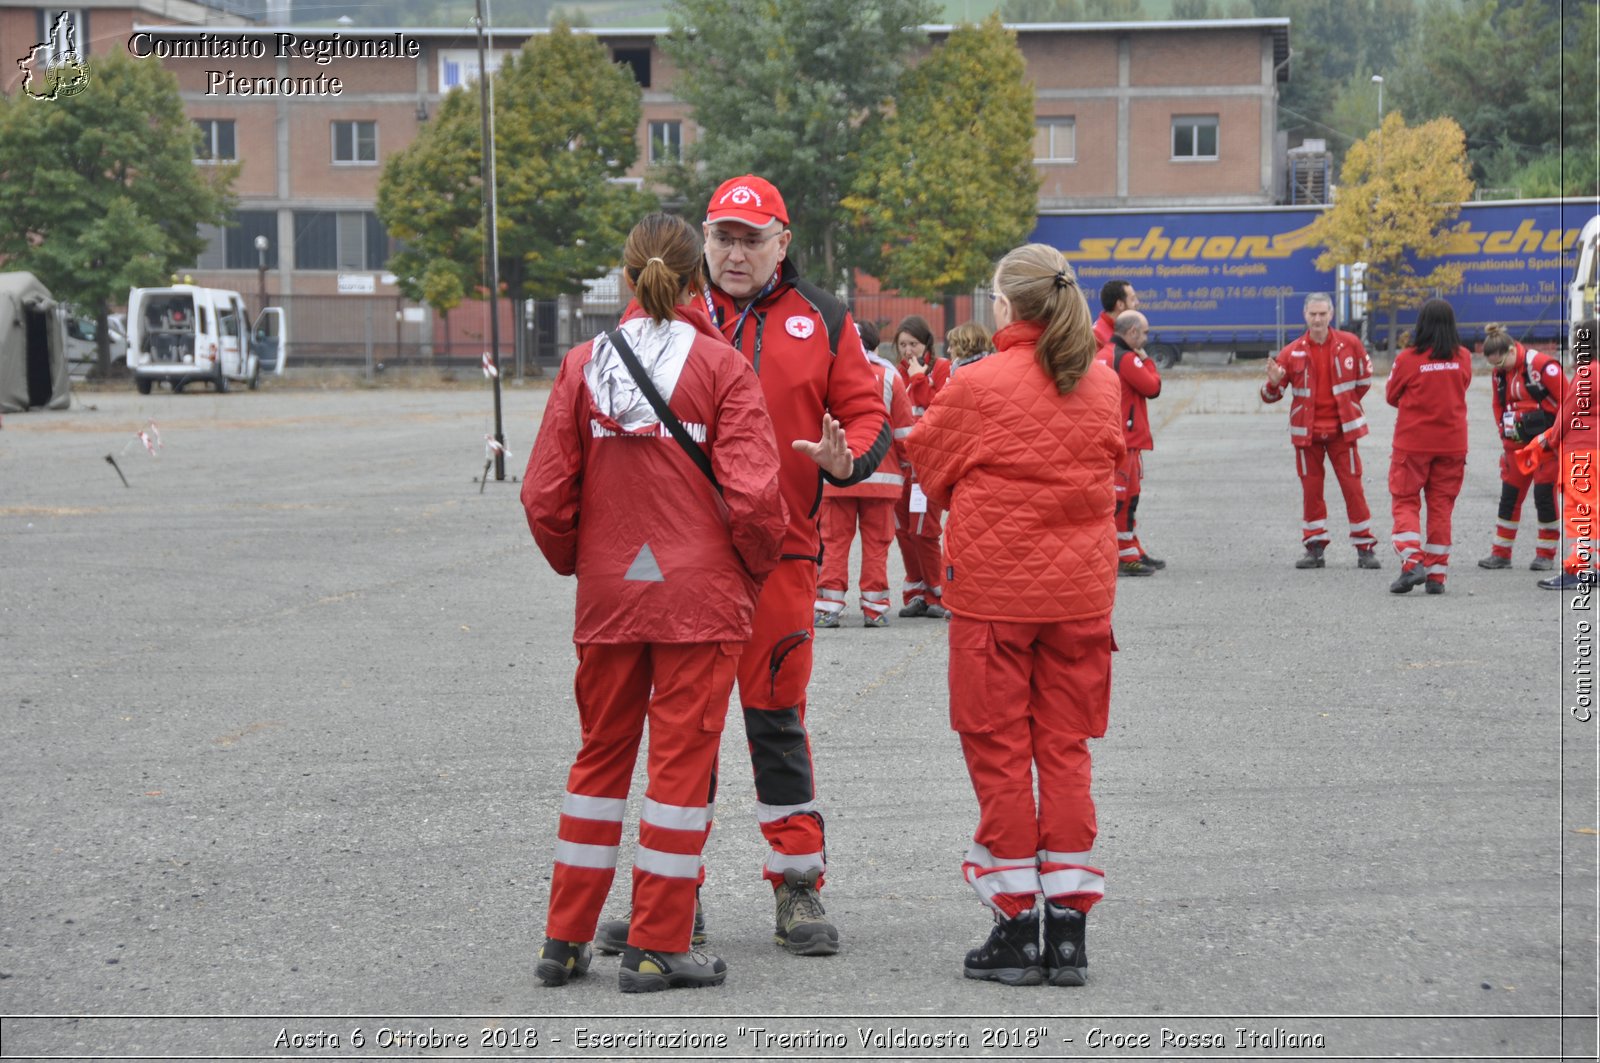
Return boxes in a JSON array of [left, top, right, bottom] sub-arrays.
[[793, 413, 854, 480]]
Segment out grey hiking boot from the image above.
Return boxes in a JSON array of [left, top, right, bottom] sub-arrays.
[[534, 938, 592, 987], [618, 945, 727, 993], [1294, 544, 1326, 569], [1356, 548, 1382, 569], [596, 894, 706, 955], [963, 907, 1043, 986], [1478, 554, 1511, 569], [1530, 556, 1555, 572], [774, 868, 839, 955]]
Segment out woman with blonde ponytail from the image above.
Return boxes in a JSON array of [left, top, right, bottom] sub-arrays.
[[522, 212, 785, 994], [905, 243, 1125, 988]]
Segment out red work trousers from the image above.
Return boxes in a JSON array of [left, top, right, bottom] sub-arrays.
[[1389, 450, 1466, 585], [1560, 447, 1597, 575], [1488, 446, 1560, 562], [1296, 433, 1376, 549], [894, 479, 945, 607], [817, 497, 896, 620], [1114, 450, 1145, 561], [545, 640, 738, 952], [737, 558, 827, 885], [948, 614, 1113, 919]]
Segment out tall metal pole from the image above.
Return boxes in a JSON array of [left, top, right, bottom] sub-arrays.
[[475, 0, 506, 480]]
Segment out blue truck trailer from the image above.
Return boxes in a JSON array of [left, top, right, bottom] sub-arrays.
[[1034, 198, 1593, 364]]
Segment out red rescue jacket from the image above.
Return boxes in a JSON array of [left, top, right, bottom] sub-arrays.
[[899, 355, 951, 418], [707, 260, 892, 561], [1538, 357, 1596, 456], [905, 320, 1126, 622], [1386, 345, 1473, 455], [1261, 328, 1373, 446], [521, 301, 786, 644], [825, 352, 915, 500], [1094, 337, 1162, 451], [1490, 342, 1565, 449], [1093, 312, 1116, 348]]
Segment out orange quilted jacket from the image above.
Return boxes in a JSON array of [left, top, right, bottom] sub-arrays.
[[905, 321, 1126, 622]]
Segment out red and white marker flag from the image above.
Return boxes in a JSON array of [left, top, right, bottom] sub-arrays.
[[481, 352, 498, 379], [138, 420, 162, 456], [484, 435, 509, 460]]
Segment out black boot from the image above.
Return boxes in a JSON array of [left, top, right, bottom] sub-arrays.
[[1042, 903, 1088, 986], [962, 908, 1042, 986]]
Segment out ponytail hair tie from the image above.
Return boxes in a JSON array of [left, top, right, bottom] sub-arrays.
[[647, 256, 666, 266], [1053, 270, 1069, 289]]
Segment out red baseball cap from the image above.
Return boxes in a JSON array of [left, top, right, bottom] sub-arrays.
[[705, 174, 788, 229]]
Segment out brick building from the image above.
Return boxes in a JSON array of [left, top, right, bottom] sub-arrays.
[[2, 4, 1289, 360]]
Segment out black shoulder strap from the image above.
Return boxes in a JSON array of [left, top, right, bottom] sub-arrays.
[[605, 328, 722, 496], [792, 278, 847, 354], [1112, 345, 1128, 374], [1525, 352, 1552, 406]]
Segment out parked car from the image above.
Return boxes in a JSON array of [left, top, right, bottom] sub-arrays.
[[62, 309, 127, 380]]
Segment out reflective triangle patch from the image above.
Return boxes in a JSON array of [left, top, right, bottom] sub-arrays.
[[623, 543, 665, 582]]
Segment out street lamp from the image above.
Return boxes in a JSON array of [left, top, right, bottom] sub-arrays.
[[253, 234, 270, 314], [1371, 74, 1384, 128]]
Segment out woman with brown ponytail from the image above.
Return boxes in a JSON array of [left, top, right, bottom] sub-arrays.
[[905, 243, 1125, 988], [522, 212, 785, 993]]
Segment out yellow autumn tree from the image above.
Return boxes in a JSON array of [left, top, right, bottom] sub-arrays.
[[1310, 112, 1474, 353]]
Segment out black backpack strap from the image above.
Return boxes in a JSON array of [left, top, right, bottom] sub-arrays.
[[1524, 352, 1553, 407], [605, 328, 722, 496], [792, 277, 848, 354]]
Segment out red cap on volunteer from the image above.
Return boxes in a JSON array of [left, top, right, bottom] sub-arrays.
[[704, 175, 788, 229]]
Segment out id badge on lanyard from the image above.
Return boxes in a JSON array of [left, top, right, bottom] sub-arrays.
[[708, 274, 778, 368]]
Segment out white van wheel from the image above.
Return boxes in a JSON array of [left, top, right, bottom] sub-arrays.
[[214, 362, 229, 393], [135, 377, 152, 395], [247, 359, 260, 390]]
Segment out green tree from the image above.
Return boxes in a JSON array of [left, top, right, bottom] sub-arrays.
[[1000, 0, 1143, 18], [1387, 0, 1564, 185], [843, 15, 1038, 303], [378, 23, 654, 360], [1310, 112, 1474, 353], [377, 87, 482, 326], [663, 0, 938, 287], [0, 51, 234, 376]]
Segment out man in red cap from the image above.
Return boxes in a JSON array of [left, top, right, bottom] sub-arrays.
[[597, 175, 890, 957]]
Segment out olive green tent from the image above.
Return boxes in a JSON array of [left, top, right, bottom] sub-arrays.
[[0, 271, 70, 412]]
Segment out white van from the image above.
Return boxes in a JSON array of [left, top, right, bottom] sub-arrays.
[[127, 284, 286, 393]]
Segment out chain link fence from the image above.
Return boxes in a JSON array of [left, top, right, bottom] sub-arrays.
[[266, 288, 993, 374]]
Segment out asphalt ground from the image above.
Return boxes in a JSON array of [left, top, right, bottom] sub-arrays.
[[0, 367, 1595, 1062]]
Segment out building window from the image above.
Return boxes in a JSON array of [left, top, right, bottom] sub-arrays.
[[613, 47, 651, 88], [332, 120, 377, 165], [1172, 115, 1219, 160], [293, 210, 389, 271], [193, 210, 278, 270], [34, 8, 89, 65], [648, 120, 682, 163], [1034, 118, 1076, 163], [194, 119, 236, 162], [438, 48, 507, 90]]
